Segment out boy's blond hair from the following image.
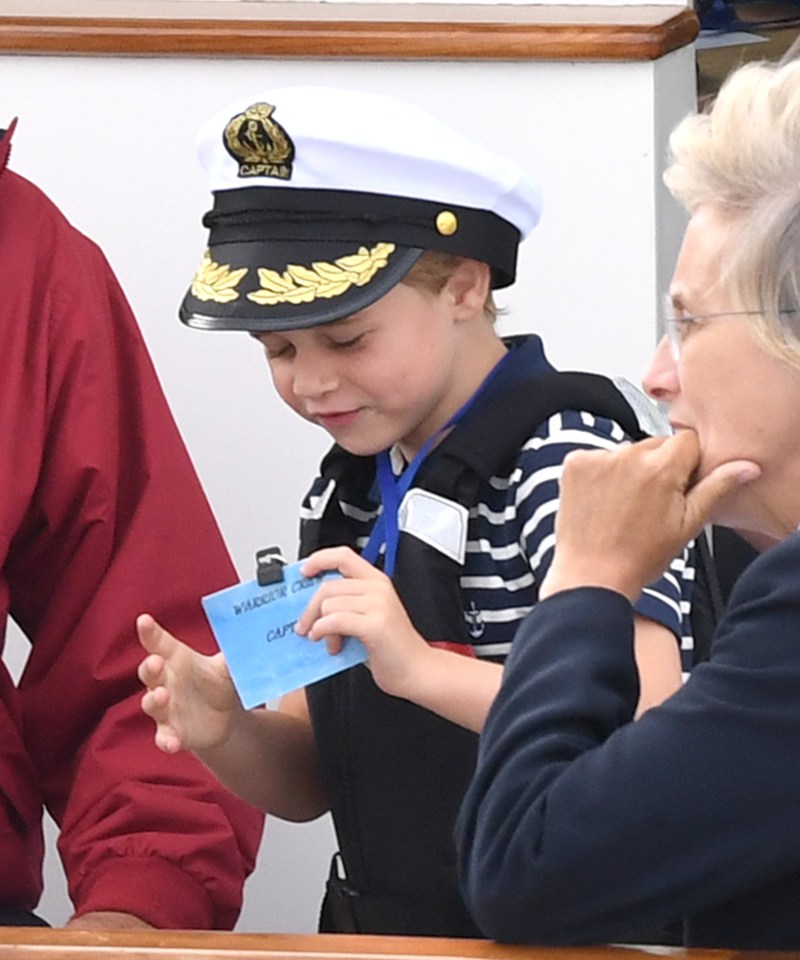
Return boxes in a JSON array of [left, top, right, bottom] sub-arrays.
[[402, 251, 498, 323]]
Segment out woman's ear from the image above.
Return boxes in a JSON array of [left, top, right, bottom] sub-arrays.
[[445, 258, 492, 319]]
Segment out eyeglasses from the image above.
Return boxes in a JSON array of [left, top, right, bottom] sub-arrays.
[[662, 295, 798, 359]]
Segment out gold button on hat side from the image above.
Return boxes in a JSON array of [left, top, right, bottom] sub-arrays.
[[436, 210, 458, 236]]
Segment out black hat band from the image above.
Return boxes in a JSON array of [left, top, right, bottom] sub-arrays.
[[204, 187, 521, 289]]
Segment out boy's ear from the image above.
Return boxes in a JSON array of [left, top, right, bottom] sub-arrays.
[[445, 258, 492, 318]]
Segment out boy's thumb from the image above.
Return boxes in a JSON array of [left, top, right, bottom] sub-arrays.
[[136, 613, 174, 657]]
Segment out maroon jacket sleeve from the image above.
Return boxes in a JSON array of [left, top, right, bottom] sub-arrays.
[[0, 141, 263, 927]]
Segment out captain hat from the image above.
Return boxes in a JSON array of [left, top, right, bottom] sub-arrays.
[[180, 85, 542, 332]]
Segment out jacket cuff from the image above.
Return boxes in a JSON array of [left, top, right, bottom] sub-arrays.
[[72, 855, 215, 929]]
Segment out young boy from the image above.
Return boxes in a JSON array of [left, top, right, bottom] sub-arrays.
[[138, 86, 691, 938]]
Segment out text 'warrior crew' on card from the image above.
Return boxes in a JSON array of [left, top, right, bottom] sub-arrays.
[[202, 560, 368, 708]]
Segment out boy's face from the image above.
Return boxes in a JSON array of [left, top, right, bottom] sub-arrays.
[[251, 278, 481, 459]]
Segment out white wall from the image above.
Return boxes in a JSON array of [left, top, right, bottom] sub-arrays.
[[0, 45, 695, 932]]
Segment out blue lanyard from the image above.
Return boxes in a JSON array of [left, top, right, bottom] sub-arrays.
[[361, 349, 512, 576], [361, 432, 441, 575]]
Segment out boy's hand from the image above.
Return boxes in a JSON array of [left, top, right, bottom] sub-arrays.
[[297, 546, 432, 700], [137, 614, 243, 755]]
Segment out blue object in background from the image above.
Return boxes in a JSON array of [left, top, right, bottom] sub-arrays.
[[697, 0, 738, 30]]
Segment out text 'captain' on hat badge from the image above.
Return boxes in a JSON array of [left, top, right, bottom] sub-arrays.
[[223, 103, 295, 180]]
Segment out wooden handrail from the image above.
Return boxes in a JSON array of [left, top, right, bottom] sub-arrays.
[[0, 928, 740, 959], [0, 3, 698, 60]]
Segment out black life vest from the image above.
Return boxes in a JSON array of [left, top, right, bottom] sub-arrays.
[[300, 369, 689, 937]]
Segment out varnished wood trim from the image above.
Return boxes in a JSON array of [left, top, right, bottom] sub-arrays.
[[0, 927, 735, 960], [0, 7, 698, 60]]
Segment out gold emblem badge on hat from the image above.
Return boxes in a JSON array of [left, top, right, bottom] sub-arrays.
[[223, 102, 295, 180]]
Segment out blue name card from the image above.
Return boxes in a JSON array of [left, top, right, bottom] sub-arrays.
[[201, 561, 368, 709]]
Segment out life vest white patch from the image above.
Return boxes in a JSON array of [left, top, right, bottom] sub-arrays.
[[397, 489, 468, 564]]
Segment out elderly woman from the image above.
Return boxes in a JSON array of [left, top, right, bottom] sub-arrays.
[[456, 55, 800, 952]]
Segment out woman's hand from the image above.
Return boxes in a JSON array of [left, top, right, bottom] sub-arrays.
[[541, 430, 759, 603]]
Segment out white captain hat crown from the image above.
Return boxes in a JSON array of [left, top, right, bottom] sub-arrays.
[[180, 85, 542, 332]]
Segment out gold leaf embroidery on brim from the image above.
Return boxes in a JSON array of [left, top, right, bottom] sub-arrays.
[[191, 251, 249, 303], [248, 242, 397, 306]]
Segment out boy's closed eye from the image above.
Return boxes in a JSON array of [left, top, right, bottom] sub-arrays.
[[325, 332, 365, 351], [249, 314, 369, 353], [256, 336, 294, 361]]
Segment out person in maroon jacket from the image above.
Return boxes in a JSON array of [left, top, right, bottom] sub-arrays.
[[0, 118, 263, 930]]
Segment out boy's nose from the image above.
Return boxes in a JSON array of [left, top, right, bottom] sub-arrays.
[[292, 356, 337, 398]]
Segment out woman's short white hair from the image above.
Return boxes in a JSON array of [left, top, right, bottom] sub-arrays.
[[664, 56, 800, 368]]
